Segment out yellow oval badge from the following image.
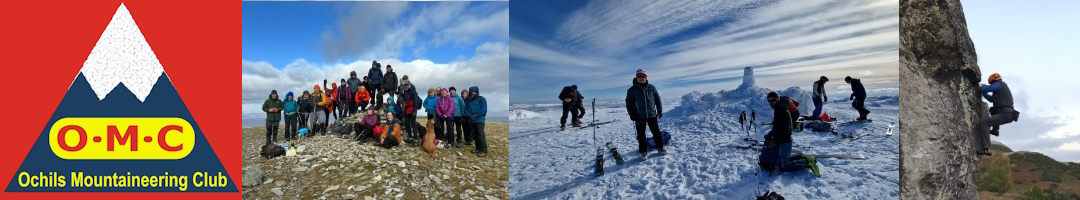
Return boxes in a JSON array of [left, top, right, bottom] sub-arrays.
[[48, 117, 195, 160]]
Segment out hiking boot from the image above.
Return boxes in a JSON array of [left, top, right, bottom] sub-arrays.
[[471, 149, 480, 154], [990, 129, 1000, 136], [807, 156, 820, 177], [561, 126, 566, 131], [465, 141, 473, 145], [477, 152, 487, 157], [640, 151, 648, 160], [572, 123, 582, 128], [658, 148, 667, 155]]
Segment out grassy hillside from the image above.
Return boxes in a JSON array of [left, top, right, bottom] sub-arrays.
[[975, 143, 1080, 200]]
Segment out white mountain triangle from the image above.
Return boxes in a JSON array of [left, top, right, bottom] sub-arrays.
[[78, 3, 165, 102]]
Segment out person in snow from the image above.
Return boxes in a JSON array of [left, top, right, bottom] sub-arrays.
[[381, 112, 403, 149], [347, 71, 362, 115], [311, 85, 329, 135], [765, 92, 794, 168], [355, 85, 370, 111], [559, 85, 583, 131], [811, 76, 829, 120], [283, 92, 299, 142], [298, 91, 312, 131], [400, 81, 423, 145], [436, 87, 455, 148], [461, 89, 473, 145], [464, 86, 488, 157], [368, 61, 384, 109], [355, 107, 381, 143], [262, 90, 284, 144], [424, 87, 441, 141], [845, 76, 870, 120], [450, 87, 467, 146], [574, 86, 586, 125], [382, 65, 399, 110], [625, 69, 666, 158], [977, 73, 1019, 156]]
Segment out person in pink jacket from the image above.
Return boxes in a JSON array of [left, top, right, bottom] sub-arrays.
[[435, 88, 455, 147], [353, 107, 381, 143]]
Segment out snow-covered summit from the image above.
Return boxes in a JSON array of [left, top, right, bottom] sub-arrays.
[[665, 67, 811, 131], [78, 3, 166, 102]]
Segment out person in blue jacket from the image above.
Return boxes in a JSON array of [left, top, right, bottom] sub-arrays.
[[450, 87, 467, 146], [464, 86, 488, 157], [977, 73, 1018, 156], [625, 69, 665, 159], [283, 92, 299, 142]]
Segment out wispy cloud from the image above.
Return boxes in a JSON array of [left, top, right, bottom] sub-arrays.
[[510, 0, 899, 103]]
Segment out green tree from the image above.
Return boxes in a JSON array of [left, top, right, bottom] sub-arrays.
[[976, 153, 1013, 194]]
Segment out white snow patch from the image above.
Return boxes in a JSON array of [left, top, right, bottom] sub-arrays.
[[79, 3, 166, 102]]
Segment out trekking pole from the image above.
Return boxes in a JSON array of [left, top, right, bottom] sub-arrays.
[[592, 98, 597, 148]]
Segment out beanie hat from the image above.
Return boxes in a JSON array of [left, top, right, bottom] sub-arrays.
[[820, 76, 829, 81], [286, 91, 293, 98], [271, 90, 277, 95], [449, 86, 456, 92], [571, 85, 578, 90], [767, 91, 779, 100], [845, 76, 853, 82], [402, 75, 409, 80]]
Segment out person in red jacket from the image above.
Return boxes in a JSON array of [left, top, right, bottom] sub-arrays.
[[355, 85, 371, 111]]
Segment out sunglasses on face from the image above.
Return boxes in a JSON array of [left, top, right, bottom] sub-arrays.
[[768, 98, 778, 103], [636, 74, 647, 79]]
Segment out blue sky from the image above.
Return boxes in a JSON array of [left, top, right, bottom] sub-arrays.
[[962, 0, 1080, 162], [242, 1, 510, 121], [510, 0, 899, 104]]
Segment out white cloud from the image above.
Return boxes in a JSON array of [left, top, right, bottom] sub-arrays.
[[243, 42, 509, 119], [511, 0, 898, 101]]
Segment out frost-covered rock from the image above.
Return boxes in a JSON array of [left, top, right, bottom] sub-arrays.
[[665, 67, 812, 131]]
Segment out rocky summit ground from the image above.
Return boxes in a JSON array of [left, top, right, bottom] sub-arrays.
[[240, 119, 509, 200]]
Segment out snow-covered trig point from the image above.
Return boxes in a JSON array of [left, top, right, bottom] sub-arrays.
[[508, 71, 899, 199]]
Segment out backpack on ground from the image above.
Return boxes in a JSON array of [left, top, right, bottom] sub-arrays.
[[331, 122, 345, 134], [758, 143, 780, 173], [260, 143, 285, 159], [804, 121, 833, 132]]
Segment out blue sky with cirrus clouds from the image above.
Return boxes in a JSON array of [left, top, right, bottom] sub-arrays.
[[510, 0, 899, 104]]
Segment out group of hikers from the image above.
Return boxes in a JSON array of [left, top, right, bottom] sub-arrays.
[[561, 69, 876, 177], [261, 60, 491, 157]]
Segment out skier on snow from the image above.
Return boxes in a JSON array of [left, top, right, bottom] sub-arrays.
[[845, 76, 870, 120], [625, 69, 666, 159], [977, 73, 1019, 156]]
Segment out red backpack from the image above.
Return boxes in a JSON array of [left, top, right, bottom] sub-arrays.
[[783, 96, 799, 113]]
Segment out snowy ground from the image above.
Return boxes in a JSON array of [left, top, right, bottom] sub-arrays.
[[509, 95, 899, 199]]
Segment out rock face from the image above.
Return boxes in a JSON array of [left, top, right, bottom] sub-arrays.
[[900, 0, 985, 199]]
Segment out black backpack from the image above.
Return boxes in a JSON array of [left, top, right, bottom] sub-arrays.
[[259, 143, 285, 159]]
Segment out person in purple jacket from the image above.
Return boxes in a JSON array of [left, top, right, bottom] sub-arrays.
[[436, 88, 455, 148], [354, 107, 381, 143]]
